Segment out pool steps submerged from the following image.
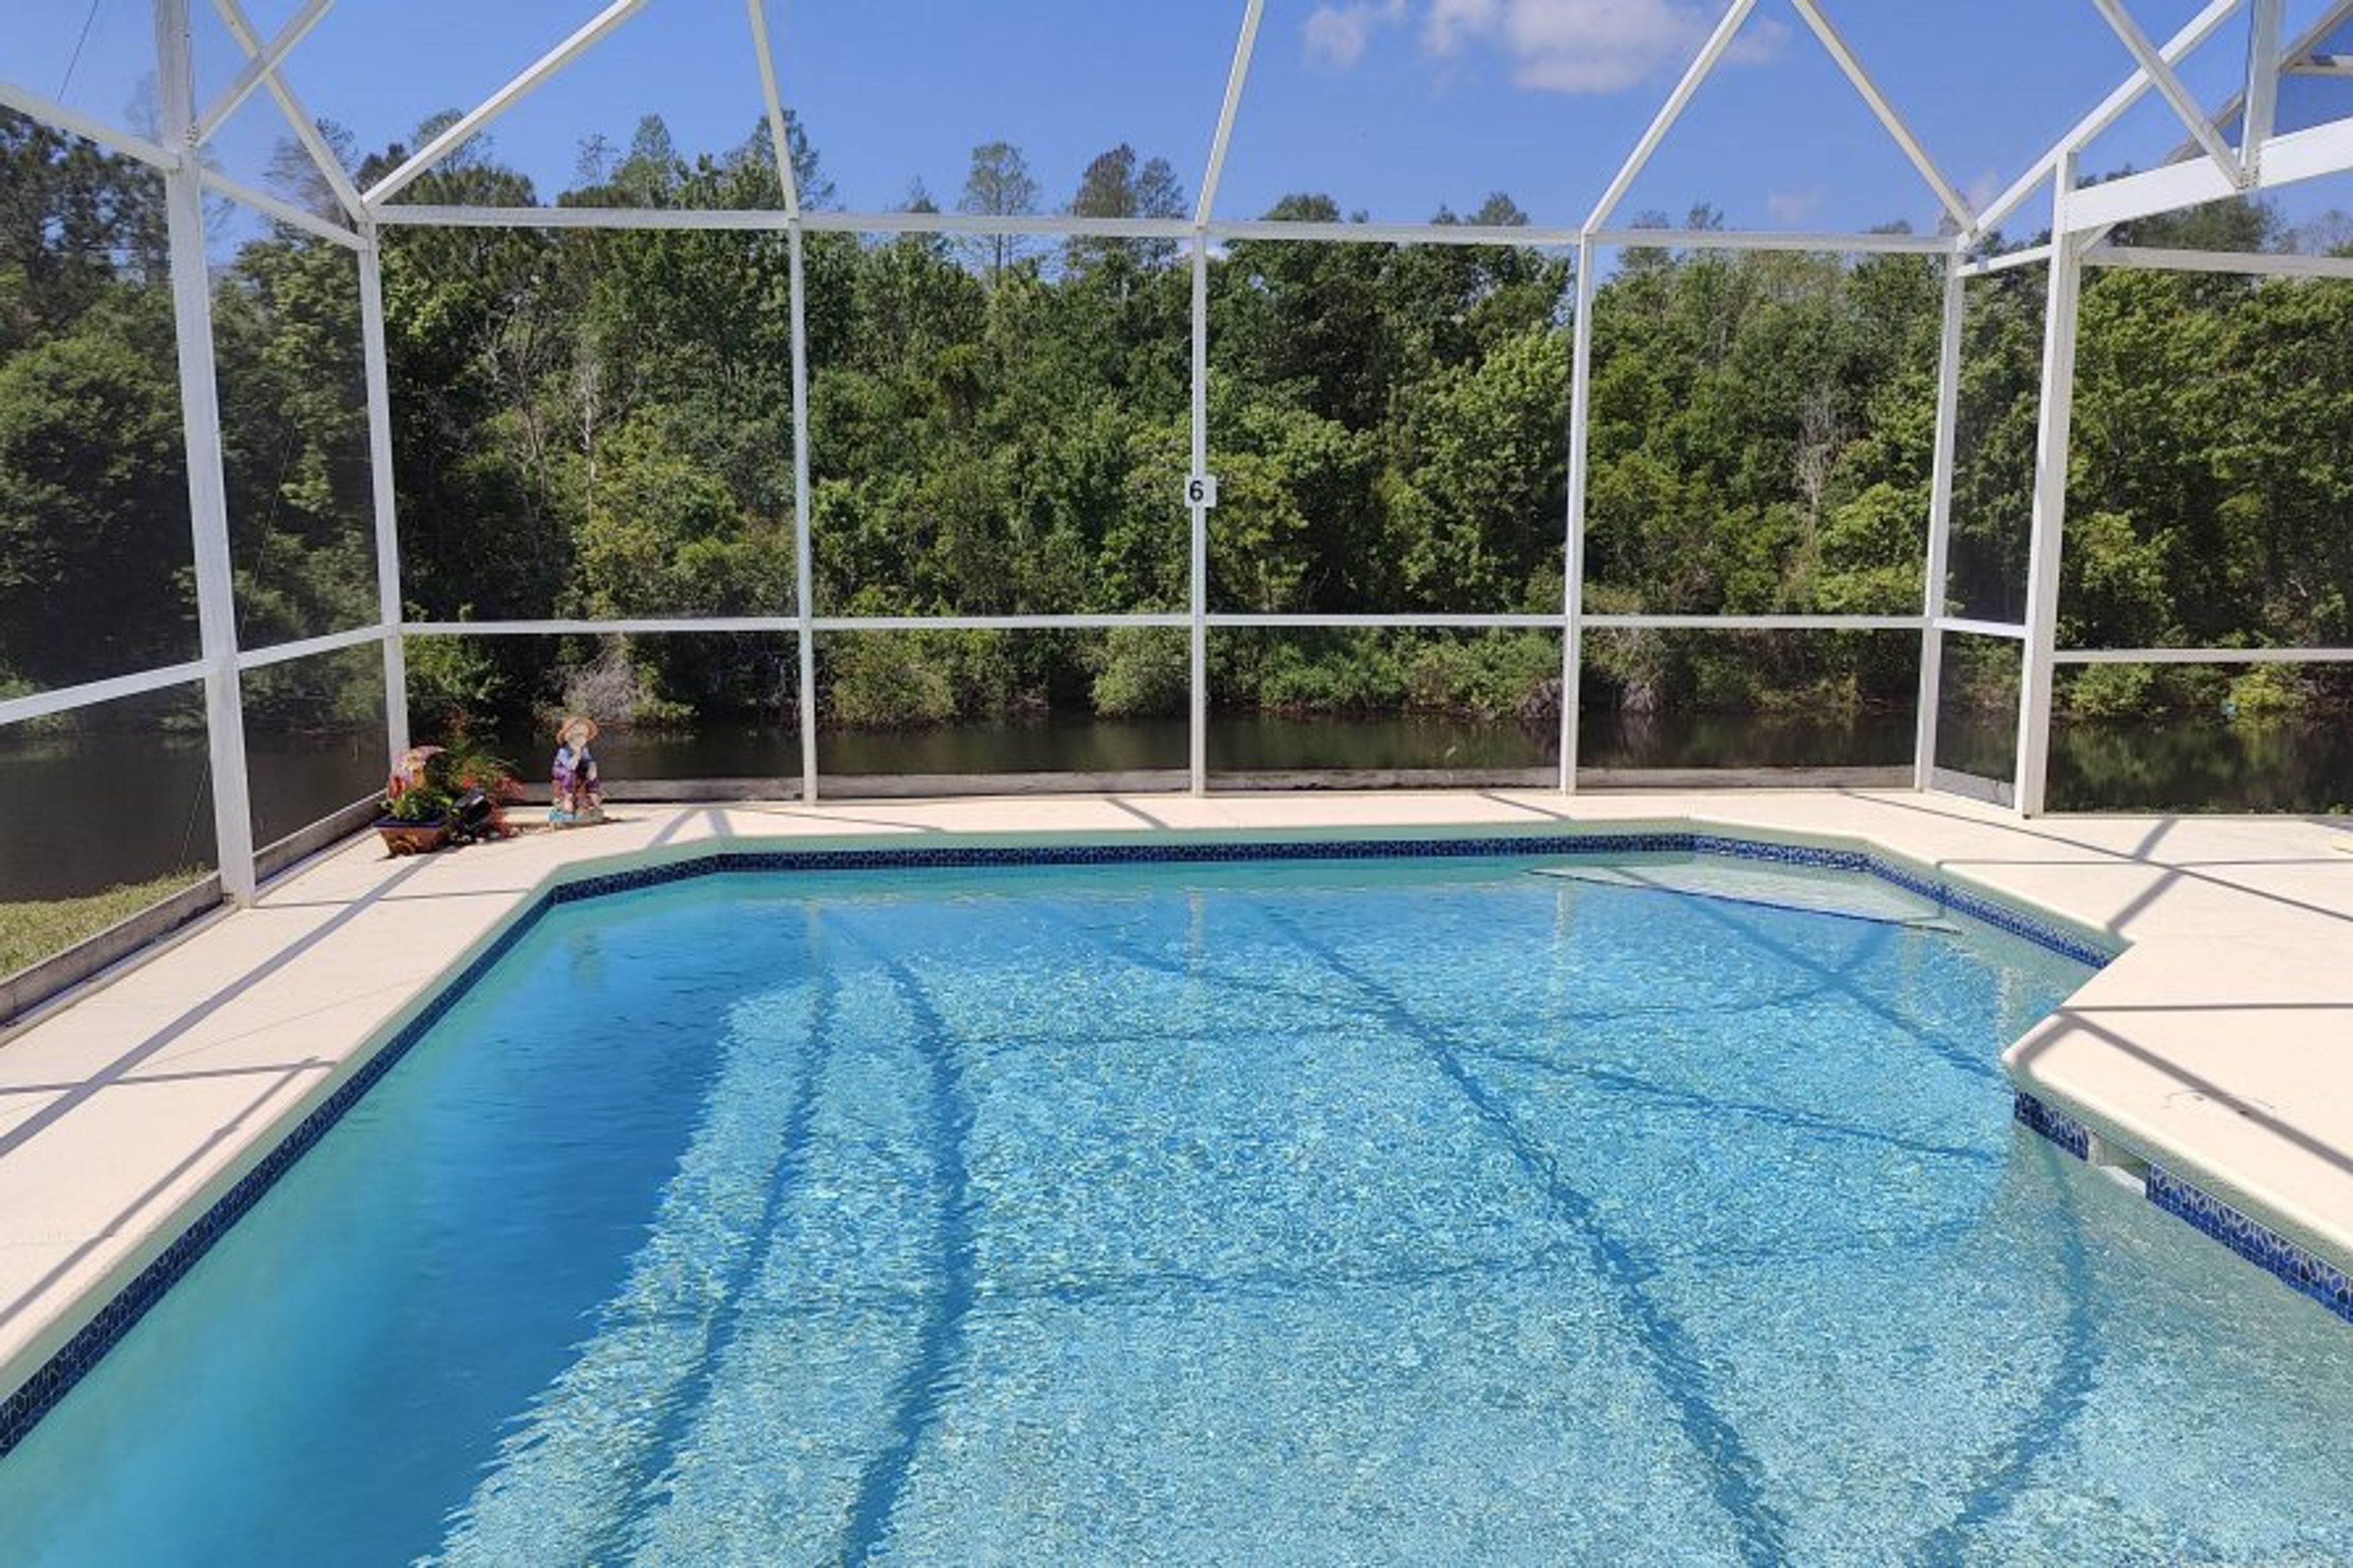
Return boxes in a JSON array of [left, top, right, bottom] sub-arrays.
[[1526, 862, 1959, 931], [2013, 1089, 2353, 1327], [0, 823, 2333, 1467]]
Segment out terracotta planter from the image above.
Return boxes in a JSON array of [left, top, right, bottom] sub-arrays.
[[374, 817, 453, 856]]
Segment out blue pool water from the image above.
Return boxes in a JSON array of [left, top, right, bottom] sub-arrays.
[[5, 852, 2353, 1565]]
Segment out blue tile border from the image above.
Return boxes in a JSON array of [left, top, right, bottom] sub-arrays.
[[0, 828, 2116, 1461], [2148, 1164, 2353, 1327], [551, 833, 2122, 967], [2013, 1090, 2091, 1161]]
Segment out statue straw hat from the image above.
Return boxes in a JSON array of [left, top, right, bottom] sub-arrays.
[[556, 715, 599, 749]]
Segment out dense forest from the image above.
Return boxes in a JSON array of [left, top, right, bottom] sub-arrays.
[[4, 104, 2352, 757]]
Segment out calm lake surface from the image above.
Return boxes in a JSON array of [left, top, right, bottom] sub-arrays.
[[2, 710, 2348, 901]]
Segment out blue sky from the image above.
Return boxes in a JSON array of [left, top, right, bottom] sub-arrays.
[[12, 0, 2353, 239]]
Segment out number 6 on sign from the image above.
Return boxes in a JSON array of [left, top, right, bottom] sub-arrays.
[[1185, 474, 1219, 509]]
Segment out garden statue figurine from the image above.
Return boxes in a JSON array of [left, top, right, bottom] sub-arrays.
[[388, 745, 442, 795], [550, 716, 605, 827]]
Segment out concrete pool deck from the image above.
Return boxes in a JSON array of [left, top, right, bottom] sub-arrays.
[[4, 789, 2351, 1411]]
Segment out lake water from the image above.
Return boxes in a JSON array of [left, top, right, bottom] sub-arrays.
[[1, 710, 2347, 903]]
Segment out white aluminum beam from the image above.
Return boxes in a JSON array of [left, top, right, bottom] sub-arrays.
[[1936, 618, 2030, 640], [358, 229, 409, 759], [1957, 244, 2056, 278], [195, 0, 333, 145], [1560, 235, 1596, 793], [2054, 645, 2353, 664], [819, 211, 1192, 238], [1788, 0, 1974, 229], [745, 0, 798, 218], [360, 205, 1961, 254], [824, 615, 1191, 632], [1582, 613, 1921, 631], [1208, 613, 1562, 629], [2159, 0, 2353, 163], [363, 0, 652, 208], [2243, 0, 2285, 178], [1218, 218, 1574, 247], [788, 226, 817, 800], [2015, 163, 2085, 818], [210, 0, 364, 221], [406, 612, 1950, 635], [2087, 243, 2353, 278], [2066, 114, 2353, 230], [1197, 0, 1265, 226], [412, 615, 1201, 636], [0, 660, 211, 729], [155, 0, 257, 902], [1586, 0, 1760, 233], [377, 205, 798, 231], [404, 617, 800, 637], [235, 623, 385, 672], [199, 165, 359, 246], [2087, 0, 2246, 189], [1590, 226, 1955, 255], [0, 78, 177, 169], [2288, 53, 2353, 75], [1976, 0, 2241, 237], [2078, 0, 2347, 256], [1189, 236, 1210, 795], [1915, 260, 1966, 790], [378, 208, 1194, 237]]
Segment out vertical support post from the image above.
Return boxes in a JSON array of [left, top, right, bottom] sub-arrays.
[[789, 222, 819, 801], [357, 224, 409, 761], [1559, 234, 1597, 793], [2015, 158, 2084, 818], [1913, 254, 1966, 790], [2243, 0, 2285, 178], [154, 0, 256, 902], [1188, 231, 1210, 796]]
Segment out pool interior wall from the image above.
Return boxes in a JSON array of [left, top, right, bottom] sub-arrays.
[[0, 829, 2203, 1460], [0, 830, 2346, 1559]]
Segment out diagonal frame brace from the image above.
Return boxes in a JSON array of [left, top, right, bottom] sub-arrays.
[[209, 0, 363, 221], [1586, 0, 1758, 232], [1197, 0, 1265, 227], [1788, 0, 1975, 229], [745, 0, 799, 219], [363, 0, 652, 209], [194, 0, 333, 146], [2175, 0, 2352, 150], [2240, 0, 2284, 177], [2087, 0, 2248, 188], [1976, 0, 2241, 240]]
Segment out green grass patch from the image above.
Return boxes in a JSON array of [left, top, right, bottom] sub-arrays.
[[0, 868, 211, 977]]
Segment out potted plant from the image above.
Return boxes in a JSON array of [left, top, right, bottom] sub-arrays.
[[374, 734, 520, 855]]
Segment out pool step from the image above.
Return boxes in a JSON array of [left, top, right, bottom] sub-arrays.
[[1531, 862, 1958, 931]]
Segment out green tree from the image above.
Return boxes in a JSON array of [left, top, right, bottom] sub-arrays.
[[958, 141, 1039, 282]]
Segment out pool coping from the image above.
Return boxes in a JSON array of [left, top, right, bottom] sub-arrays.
[[2, 795, 2349, 1460]]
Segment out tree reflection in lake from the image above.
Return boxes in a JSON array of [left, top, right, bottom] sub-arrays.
[[3, 710, 2347, 904]]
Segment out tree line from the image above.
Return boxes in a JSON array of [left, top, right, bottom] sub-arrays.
[[3, 105, 2350, 751]]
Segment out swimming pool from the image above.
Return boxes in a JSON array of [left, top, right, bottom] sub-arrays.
[[4, 847, 2351, 1564]]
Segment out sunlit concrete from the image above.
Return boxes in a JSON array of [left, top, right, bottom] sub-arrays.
[[3, 790, 2350, 1405]]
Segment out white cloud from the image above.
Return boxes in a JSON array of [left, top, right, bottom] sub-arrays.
[[1425, 0, 1501, 55], [1766, 187, 1824, 225], [1420, 0, 1785, 94], [1305, 0, 1408, 70]]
